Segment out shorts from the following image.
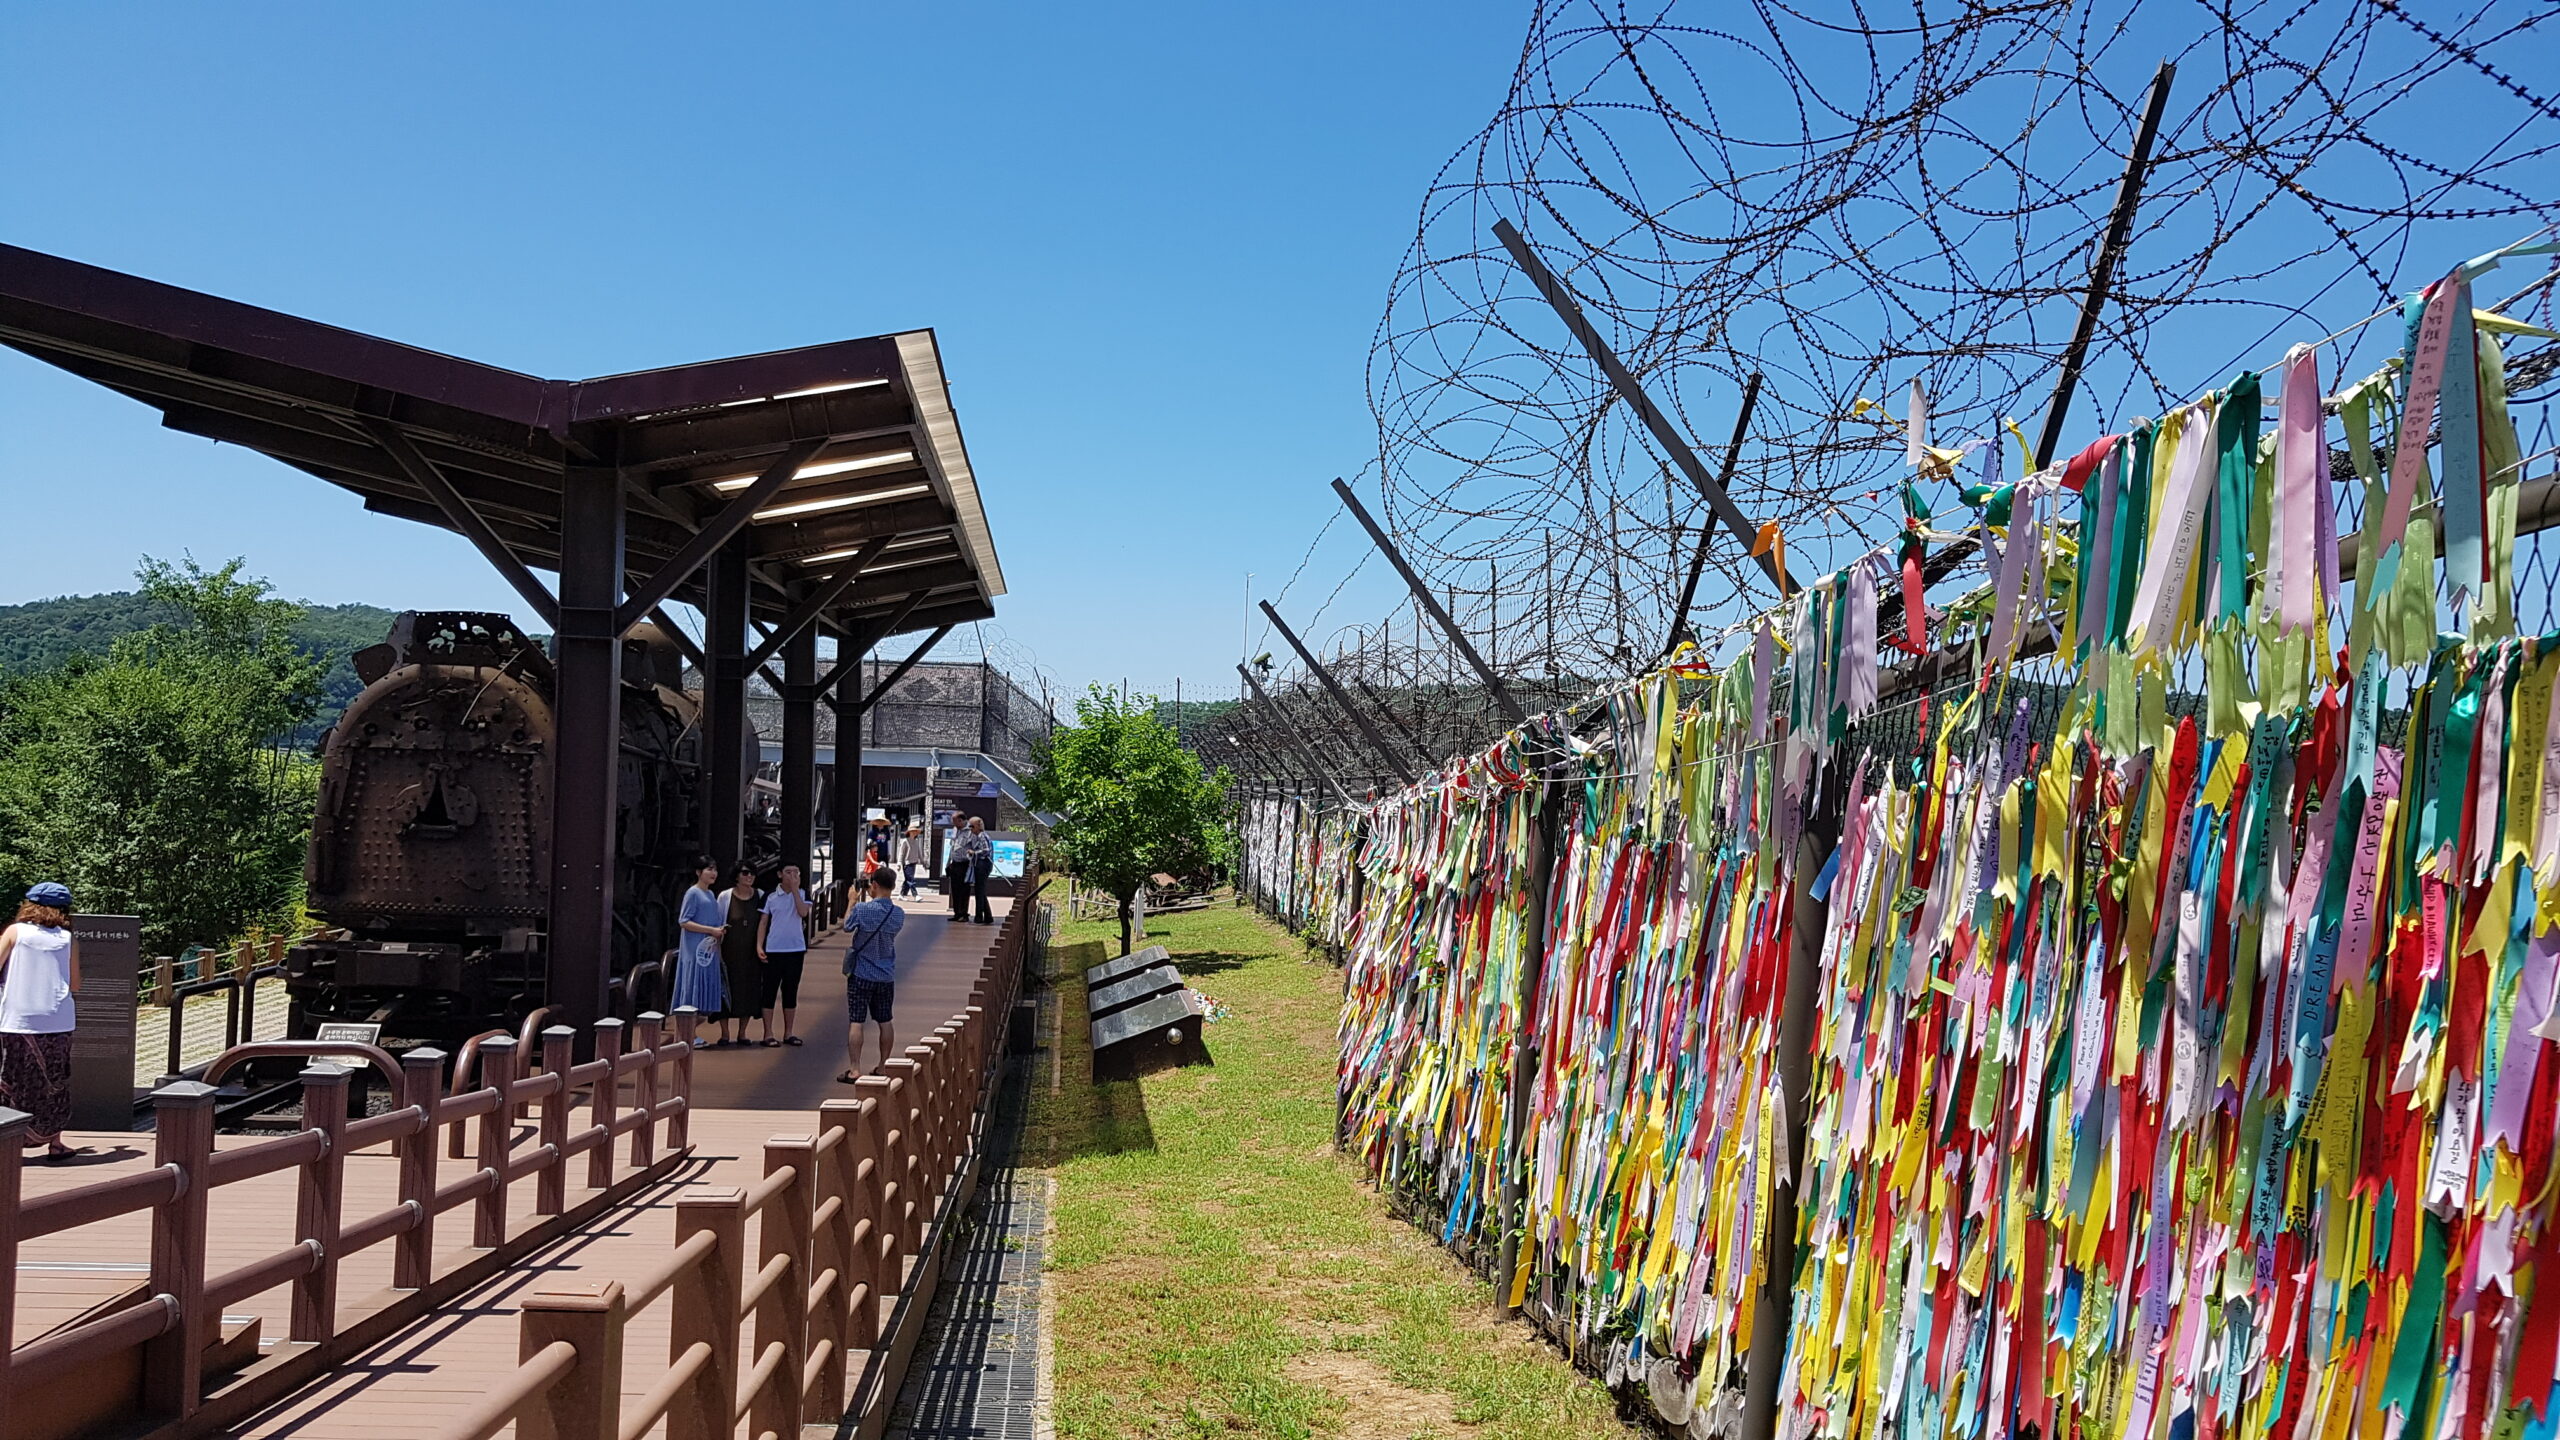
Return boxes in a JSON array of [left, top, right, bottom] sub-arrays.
[[846, 978, 896, 1024], [761, 951, 805, 1010]]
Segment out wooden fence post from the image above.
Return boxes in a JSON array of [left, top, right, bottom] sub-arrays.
[[448, 1039, 483, 1161], [587, 1018, 624, 1190], [921, 1032, 958, 1188], [811, 1099, 862, 1414], [878, 1059, 925, 1252], [852, 1076, 906, 1324], [515, 1282, 625, 1440], [668, 1187, 744, 1440], [669, 1007, 698, 1151], [292, 1063, 352, 1342], [629, 1014, 662, 1170], [142, 1080, 218, 1418], [475, 1036, 519, 1248], [0, 1108, 25, 1437], [398, 1047, 445, 1290], [538, 1025, 575, 1215], [754, 1135, 815, 1438]]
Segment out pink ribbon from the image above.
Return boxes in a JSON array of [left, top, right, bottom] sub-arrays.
[[2378, 279, 2458, 556]]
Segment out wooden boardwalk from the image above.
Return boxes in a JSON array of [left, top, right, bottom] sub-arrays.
[[12, 893, 1011, 1439]]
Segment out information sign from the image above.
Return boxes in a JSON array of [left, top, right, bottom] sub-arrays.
[[67, 914, 141, 1130]]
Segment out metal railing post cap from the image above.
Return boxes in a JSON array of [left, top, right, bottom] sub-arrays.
[[300, 1061, 354, 1082], [151, 1080, 220, 1107], [541, 1024, 576, 1041], [406, 1046, 448, 1065], [0, 1104, 30, 1134]]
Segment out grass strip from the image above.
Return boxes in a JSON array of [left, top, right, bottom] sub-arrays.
[[1028, 900, 1629, 1440]]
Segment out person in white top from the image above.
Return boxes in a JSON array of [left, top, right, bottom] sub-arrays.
[[755, 864, 814, 1048], [0, 882, 82, 1160]]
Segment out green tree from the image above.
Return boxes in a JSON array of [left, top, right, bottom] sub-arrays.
[[0, 558, 324, 952], [1025, 684, 1231, 956]]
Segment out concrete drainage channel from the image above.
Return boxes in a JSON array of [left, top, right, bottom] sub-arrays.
[[880, 1047, 1055, 1440]]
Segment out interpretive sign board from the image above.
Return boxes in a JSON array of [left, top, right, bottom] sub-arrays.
[[315, 1022, 382, 1046], [67, 913, 141, 1130]]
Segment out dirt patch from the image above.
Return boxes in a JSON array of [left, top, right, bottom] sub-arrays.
[[1286, 1351, 1479, 1440]]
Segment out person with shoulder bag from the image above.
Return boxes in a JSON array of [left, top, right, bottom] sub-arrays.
[[837, 869, 905, 1083]]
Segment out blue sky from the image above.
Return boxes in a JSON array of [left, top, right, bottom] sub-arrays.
[[0, 3, 1513, 700]]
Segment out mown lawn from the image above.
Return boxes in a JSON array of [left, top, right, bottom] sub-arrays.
[[1027, 899, 1627, 1440]]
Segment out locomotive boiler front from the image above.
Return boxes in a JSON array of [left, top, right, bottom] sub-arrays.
[[286, 612, 710, 1044]]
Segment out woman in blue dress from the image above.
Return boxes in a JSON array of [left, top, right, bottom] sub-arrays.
[[670, 858, 727, 1043]]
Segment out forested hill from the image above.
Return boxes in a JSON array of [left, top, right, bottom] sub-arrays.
[[0, 590, 400, 736]]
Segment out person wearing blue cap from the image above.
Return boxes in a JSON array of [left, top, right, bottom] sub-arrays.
[[0, 882, 82, 1159]]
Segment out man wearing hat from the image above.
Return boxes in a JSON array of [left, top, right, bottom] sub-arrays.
[[0, 882, 82, 1160]]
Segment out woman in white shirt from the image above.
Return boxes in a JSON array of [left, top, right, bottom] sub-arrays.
[[0, 881, 81, 1160]]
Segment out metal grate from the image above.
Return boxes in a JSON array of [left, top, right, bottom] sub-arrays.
[[884, 1053, 1046, 1440]]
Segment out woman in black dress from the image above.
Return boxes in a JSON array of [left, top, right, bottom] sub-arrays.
[[717, 866, 764, 1047]]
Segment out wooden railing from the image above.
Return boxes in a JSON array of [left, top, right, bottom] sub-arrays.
[[0, 1008, 704, 1440], [448, 894, 1035, 1440], [147, 935, 293, 1084]]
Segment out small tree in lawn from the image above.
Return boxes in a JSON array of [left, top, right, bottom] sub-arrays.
[[1025, 684, 1229, 956]]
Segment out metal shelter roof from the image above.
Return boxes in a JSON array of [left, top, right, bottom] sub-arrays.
[[0, 243, 1004, 640]]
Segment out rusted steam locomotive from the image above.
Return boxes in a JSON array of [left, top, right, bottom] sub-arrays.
[[283, 611, 769, 1044]]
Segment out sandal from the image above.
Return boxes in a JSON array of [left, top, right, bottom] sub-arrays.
[[761, 1038, 782, 1048], [783, 1036, 803, 1046], [835, 1071, 860, 1084]]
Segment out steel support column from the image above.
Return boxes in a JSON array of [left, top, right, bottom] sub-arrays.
[[703, 534, 754, 873], [781, 625, 818, 878], [829, 649, 866, 902], [548, 467, 625, 1032]]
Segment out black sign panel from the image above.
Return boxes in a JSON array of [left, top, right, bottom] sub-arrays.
[[1085, 945, 1170, 988], [67, 914, 142, 1130]]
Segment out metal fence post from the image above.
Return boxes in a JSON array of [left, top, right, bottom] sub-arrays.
[[1496, 772, 1563, 1316], [515, 1282, 625, 1440], [398, 1047, 445, 1290], [292, 1063, 352, 1341], [142, 1081, 218, 1417]]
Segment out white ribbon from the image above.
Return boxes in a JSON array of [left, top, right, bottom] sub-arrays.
[[2126, 403, 2217, 654]]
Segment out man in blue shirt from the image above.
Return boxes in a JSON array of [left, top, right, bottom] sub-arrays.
[[838, 868, 905, 1083]]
